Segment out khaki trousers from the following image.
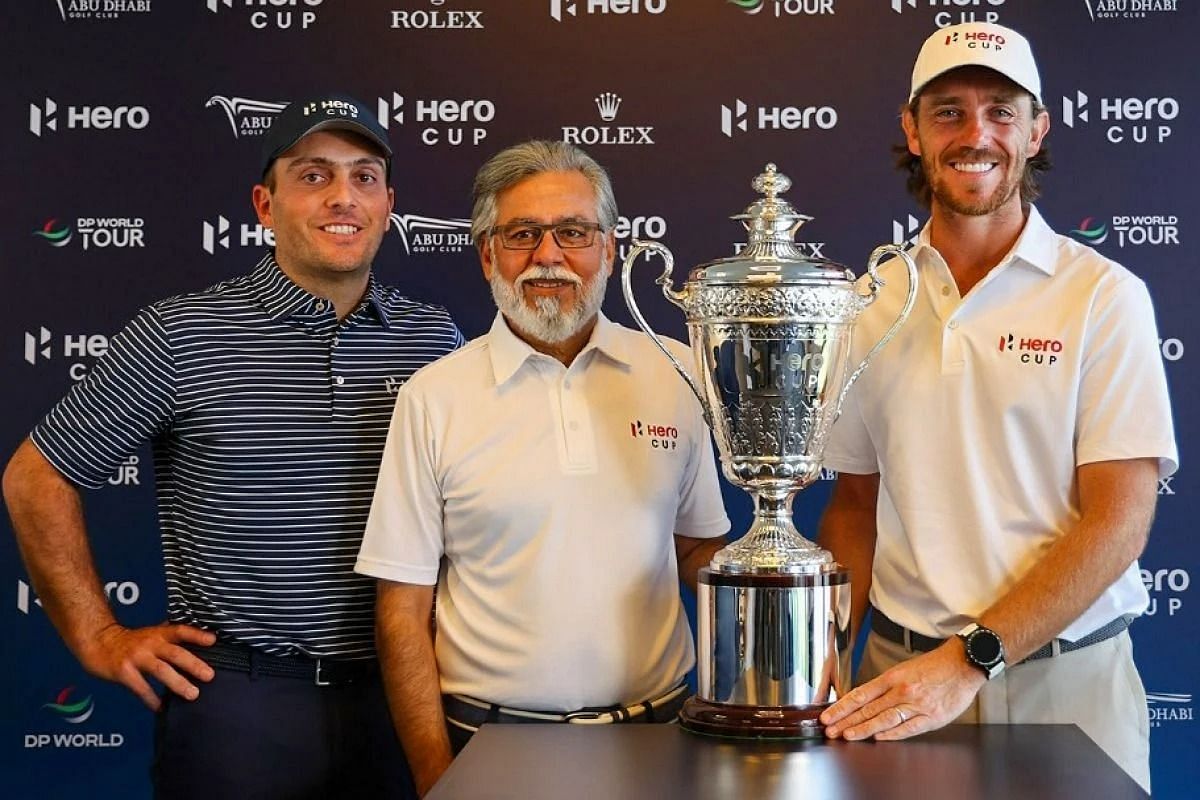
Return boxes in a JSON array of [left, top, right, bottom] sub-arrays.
[[858, 629, 1150, 793]]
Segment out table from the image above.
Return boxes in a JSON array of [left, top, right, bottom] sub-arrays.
[[427, 723, 1147, 799]]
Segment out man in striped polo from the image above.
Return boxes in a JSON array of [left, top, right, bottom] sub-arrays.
[[3, 94, 463, 799]]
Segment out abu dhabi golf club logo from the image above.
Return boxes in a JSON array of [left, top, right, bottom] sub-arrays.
[[206, 95, 287, 138], [202, 214, 274, 254], [721, 98, 837, 137], [1147, 692, 1193, 726], [43, 687, 94, 724], [891, 0, 1003, 25], [29, 97, 149, 137], [1084, 0, 1180, 22], [562, 91, 654, 146], [550, 0, 666, 22], [729, 0, 834, 16], [34, 218, 73, 247], [389, 213, 472, 255], [1061, 89, 1178, 144], [390, 1, 485, 29], [1071, 214, 1178, 248], [376, 92, 493, 146], [54, 0, 151, 21], [206, 0, 322, 29]]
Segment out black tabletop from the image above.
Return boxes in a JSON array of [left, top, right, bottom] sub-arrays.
[[427, 723, 1147, 800]]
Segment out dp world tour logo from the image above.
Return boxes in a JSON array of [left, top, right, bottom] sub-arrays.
[[205, 95, 287, 138], [34, 218, 73, 247], [43, 687, 94, 724], [389, 213, 472, 255], [1070, 216, 1108, 244]]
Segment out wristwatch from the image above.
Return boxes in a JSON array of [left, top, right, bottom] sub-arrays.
[[956, 622, 1006, 680]]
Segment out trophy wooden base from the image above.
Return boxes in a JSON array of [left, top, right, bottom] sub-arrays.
[[679, 696, 829, 739]]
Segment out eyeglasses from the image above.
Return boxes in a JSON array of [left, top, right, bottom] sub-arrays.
[[489, 222, 604, 250]]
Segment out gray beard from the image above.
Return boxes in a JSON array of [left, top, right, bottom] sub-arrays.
[[490, 264, 608, 345]]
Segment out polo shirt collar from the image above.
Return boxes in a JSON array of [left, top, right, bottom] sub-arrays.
[[910, 204, 1057, 278], [487, 311, 631, 386], [249, 252, 391, 326]]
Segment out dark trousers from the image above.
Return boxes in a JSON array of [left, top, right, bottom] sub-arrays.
[[152, 665, 415, 800]]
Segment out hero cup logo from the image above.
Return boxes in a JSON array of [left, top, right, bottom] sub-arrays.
[[892, 214, 920, 249], [550, 0, 667, 22], [997, 333, 1062, 367], [29, 97, 149, 137], [376, 92, 492, 146], [54, 0, 152, 21], [1061, 90, 1178, 144], [1142, 566, 1188, 616], [721, 98, 837, 137], [729, 0, 835, 15], [561, 92, 655, 146], [206, 0, 322, 29], [630, 419, 679, 451], [206, 96, 287, 138], [202, 215, 274, 254], [891, 0, 1003, 25], [1084, 1, 1180, 22], [388, 212, 472, 255], [1147, 692, 1194, 727]]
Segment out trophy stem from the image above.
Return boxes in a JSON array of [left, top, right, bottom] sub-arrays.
[[710, 488, 834, 574]]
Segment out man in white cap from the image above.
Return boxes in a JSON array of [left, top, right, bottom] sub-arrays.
[[816, 23, 1175, 791]]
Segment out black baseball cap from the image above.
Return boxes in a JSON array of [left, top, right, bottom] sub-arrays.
[[260, 93, 392, 180]]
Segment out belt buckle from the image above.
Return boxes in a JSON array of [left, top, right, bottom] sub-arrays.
[[563, 710, 615, 725], [314, 658, 331, 687]]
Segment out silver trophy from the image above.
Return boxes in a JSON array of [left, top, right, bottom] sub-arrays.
[[622, 164, 917, 738]]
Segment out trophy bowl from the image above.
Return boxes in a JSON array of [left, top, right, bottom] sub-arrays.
[[622, 164, 917, 738]]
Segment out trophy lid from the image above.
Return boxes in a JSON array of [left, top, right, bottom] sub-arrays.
[[690, 163, 853, 285]]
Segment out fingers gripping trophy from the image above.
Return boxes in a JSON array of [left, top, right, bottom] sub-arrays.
[[622, 164, 917, 738]]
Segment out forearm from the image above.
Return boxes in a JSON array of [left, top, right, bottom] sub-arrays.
[[978, 458, 1157, 662], [376, 581, 453, 797], [3, 439, 116, 657], [817, 473, 880, 640]]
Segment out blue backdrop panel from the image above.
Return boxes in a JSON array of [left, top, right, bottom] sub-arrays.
[[2, 2, 1195, 798]]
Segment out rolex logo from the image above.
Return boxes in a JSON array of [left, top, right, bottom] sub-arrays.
[[595, 92, 621, 122]]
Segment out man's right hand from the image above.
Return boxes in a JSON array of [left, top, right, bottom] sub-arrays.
[[78, 622, 217, 711]]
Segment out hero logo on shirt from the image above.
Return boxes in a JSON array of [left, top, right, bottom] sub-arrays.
[[997, 333, 1062, 366], [630, 419, 679, 450]]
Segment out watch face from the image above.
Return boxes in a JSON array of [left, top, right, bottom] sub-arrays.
[[970, 631, 1003, 664]]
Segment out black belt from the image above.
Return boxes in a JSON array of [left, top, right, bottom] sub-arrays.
[[443, 683, 689, 730], [870, 608, 1132, 662], [192, 642, 377, 686]]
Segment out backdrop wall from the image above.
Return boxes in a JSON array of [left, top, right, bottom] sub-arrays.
[[2, 2, 1194, 797]]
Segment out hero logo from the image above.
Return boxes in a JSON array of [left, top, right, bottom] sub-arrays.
[[202, 215, 274, 254], [23, 327, 109, 381], [614, 215, 667, 263], [376, 92, 492, 146], [550, 0, 666, 22], [1159, 337, 1183, 362], [997, 333, 1062, 366], [29, 98, 149, 137], [630, 419, 679, 450], [1084, 1, 1180, 22], [721, 99, 837, 137], [729, 0, 835, 16], [389, 212, 472, 255], [18, 578, 141, 614], [54, 1, 152, 21], [205, 95, 287, 138], [561, 92, 655, 146], [1146, 692, 1193, 726], [206, 0, 321, 29], [391, 1, 484, 29], [1141, 566, 1188, 617], [891, 0, 1002, 26], [892, 213, 921, 249], [25, 686, 125, 749], [1061, 90, 1177, 144]]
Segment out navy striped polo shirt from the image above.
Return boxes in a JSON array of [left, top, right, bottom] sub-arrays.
[[32, 253, 464, 660]]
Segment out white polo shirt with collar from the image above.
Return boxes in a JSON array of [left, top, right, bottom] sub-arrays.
[[823, 206, 1177, 642], [356, 312, 730, 711]]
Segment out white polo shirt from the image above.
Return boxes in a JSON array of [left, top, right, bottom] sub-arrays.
[[356, 312, 730, 711], [824, 206, 1177, 641]]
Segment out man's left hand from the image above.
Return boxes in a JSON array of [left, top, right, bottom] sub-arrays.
[[819, 643, 986, 740]]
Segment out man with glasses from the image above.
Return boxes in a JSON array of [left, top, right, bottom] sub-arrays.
[[356, 139, 730, 796]]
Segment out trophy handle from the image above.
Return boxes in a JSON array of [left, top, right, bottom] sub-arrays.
[[621, 239, 712, 424], [835, 245, 919, 417]]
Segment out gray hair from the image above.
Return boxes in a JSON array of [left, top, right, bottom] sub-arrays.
[[470, 140, 619, 249]]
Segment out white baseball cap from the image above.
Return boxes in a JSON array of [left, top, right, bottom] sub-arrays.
[[910, 22, 1041, 104]]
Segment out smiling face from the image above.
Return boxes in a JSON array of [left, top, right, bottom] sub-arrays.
[[480, 169, 615, 347], [252, 129, 394, 284], [903, 66, 1049, 219]]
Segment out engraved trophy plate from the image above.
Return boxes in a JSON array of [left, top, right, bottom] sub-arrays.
[[622, 164, 918, 737]]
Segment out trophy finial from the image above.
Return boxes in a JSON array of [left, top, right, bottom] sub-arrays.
[[752, 163, 792, 200]]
